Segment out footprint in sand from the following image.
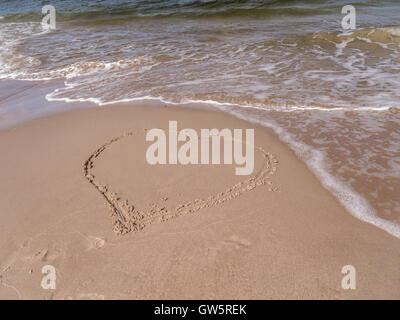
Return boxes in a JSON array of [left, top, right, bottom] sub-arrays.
[[86, 236, 105, 250]]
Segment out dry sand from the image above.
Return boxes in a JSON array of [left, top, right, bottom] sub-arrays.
[[0, 101, 399, 299]]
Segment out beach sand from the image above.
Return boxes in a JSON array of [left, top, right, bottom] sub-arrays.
[[0, 97, 399, 299]]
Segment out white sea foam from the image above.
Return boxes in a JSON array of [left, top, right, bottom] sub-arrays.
[[45, 87, 400, 113]]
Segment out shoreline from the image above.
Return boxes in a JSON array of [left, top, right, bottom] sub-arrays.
[[224, 107, 400, 240], [1, 79, 398, 239], [0, 91, 399, 298]]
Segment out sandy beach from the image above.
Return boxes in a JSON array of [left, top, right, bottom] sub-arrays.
[[0, 88, 399, 299]]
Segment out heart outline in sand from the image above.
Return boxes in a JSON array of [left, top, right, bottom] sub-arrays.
[[83, 130, 278, 235]]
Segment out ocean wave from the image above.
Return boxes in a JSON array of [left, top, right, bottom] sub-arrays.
[[0, 57, 153, 81], [45, 89, 400, 113], [0, 0, 339, 23], [313, 26, 400, 46]]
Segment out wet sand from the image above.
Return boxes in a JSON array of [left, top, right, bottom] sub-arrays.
[[0, 94, 399, 299]]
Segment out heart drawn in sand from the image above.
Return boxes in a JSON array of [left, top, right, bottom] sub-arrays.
[[83, 130, 279, 235]]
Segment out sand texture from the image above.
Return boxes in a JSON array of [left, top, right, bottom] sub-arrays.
[[0, 104, 399, 299]]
